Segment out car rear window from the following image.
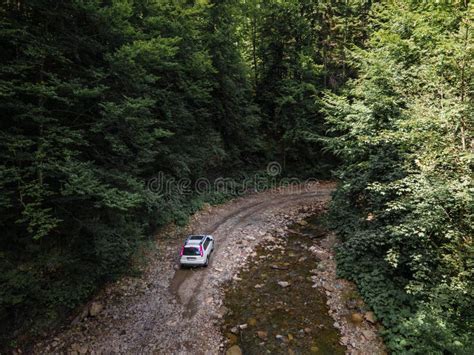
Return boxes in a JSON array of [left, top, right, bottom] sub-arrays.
[[189, 236, 203, 240], [183, 247, 200, 256]]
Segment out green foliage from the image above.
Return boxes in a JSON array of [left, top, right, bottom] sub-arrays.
[[0, 0, 260, 348], [239, 0, 370, 173], [324, 2, 474, 353], [2, 0, 471, 352]]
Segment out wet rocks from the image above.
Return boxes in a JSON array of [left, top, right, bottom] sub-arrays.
[[310, 231, 386, 354]]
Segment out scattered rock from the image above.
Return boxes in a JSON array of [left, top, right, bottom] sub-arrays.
[[239, 323, 248, 330], [316, 263, 326, 271], [230, 326, 239, 334], [364, 311, 376, 324], [256, 330, 268, 340], [89, 302, 103, 317], [277, 281, 290, 288], [218, 305, 229, 318], [351, 312, 364, 324], [297, 220, 308, 226], [362, 330, 375, 340], [226, 345, 242, 355]]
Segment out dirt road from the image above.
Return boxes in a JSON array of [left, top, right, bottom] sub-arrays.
[[35, 182, 335, 354]]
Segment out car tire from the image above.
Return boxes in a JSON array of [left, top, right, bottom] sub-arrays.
[[204, 256, 209, 267]]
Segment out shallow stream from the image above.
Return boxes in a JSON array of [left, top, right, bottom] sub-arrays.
[[221, 215, 345, 354]]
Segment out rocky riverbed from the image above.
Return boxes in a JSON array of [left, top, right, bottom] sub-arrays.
[[33, 182, 385, 354], [220, 214, 386, 355]]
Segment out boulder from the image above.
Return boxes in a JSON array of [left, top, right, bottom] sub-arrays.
[[351, 312, 364, 323], [226, 333, 238, 345], [364, 311, 376, 324], [89, 302, 103, 317], [226, 345, 242, 355]]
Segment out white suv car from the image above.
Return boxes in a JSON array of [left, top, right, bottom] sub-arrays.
[[179, 235, 214, 267]]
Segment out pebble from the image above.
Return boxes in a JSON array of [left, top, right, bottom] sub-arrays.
[[256, 330, 268, 340], [277, 281, 290, 288]]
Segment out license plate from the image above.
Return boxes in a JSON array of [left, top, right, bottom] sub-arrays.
[[187, 257, 196, 260]]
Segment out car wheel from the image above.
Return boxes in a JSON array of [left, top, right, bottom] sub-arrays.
[[204, 256, 209, 267]]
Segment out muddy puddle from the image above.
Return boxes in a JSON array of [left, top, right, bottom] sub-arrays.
[[221, 216, 345, 354]]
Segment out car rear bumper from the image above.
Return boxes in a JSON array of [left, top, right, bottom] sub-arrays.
[[180, 257, 206, 266]]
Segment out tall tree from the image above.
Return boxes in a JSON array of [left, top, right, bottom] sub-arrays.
[[323, 1, 473, 352]]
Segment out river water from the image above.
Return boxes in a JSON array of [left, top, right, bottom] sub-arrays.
[[221, 215, 345, 354]]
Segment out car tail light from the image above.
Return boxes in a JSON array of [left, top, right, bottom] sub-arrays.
[[199, 245, 203, 257], [180, 246, 184, 256]]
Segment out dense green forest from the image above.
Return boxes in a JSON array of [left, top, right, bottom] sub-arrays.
[[0, 0, 472, 353]]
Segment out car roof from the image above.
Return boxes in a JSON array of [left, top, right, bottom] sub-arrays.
[[186, 235, 206, 245]]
